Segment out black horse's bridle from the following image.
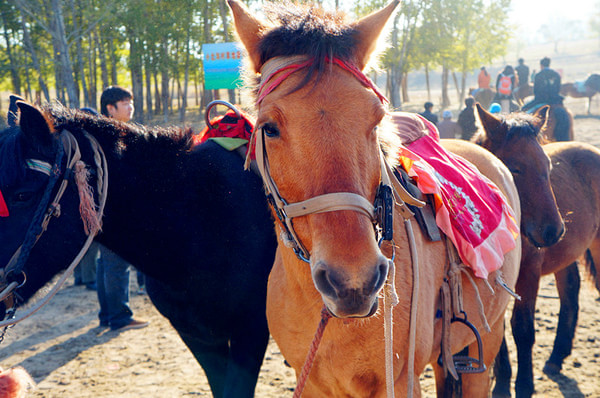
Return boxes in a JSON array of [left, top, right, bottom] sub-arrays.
[[0, 128, 108, 329]]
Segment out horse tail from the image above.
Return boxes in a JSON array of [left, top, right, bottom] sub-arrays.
[[583, 249, 600, 294], [552, 106, 571, 141]]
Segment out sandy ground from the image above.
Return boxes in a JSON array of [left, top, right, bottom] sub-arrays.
[[0, 97, 599, 397]]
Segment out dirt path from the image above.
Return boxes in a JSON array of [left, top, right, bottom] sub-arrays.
[[0, 98, 598, 397]]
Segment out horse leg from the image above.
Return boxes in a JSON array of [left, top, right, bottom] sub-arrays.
[[492, 334, 512, 398], [543, 262, 580, 375], [460, 316, 505, 398], [222, 319, 270, 398], [512, 262, 542, 398], [177, 330, 229, 398]]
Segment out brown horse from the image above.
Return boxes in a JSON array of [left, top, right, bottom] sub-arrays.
[[229, 1, 520, 396], [533, 104, 574, 141], [513, 83, 533, 106], [560, 74, 600, 115], [492, 141, 600, 398], [469, 87, 495, 110]]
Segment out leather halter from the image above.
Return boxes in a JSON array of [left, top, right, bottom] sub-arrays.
[[0, 129, 108, 328], [252, 56, 425, 263]]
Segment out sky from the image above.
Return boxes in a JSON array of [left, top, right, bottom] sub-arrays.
[[509, 0, 596, 37]]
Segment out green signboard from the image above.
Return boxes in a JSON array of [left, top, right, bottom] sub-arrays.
[[202, 42, 243, 90]]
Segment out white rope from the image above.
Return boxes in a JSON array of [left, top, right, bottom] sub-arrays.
[[384, 257, 399, 398], [405, 219, 419, 398]]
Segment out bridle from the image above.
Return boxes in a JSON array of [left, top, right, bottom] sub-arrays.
[[0, 128, 108, 329], [251, 55, 424, 264]]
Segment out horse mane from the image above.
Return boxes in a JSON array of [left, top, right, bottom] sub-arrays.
[[0, 127, 26, 188], [42, 103, 195, 162]]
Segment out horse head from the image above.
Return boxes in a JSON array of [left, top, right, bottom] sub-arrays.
[[474, 104, 564, 248], [229, 0, 399, 318], [0, 101, 103, 315]]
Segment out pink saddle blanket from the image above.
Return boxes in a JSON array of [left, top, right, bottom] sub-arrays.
[[391, 112, 519, 279]]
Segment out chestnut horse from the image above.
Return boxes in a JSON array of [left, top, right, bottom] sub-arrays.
[[513, 83, 533, 106], [532, 104, 574, 142], [228, 1, 520, 396], [492, 141, 600, 398], [560, 74, 600, 115]]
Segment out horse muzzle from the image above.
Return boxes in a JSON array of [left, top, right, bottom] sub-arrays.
[[311, 257, 388, 318]]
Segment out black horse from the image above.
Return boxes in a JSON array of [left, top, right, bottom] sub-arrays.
[[0, 101, 277, 398]]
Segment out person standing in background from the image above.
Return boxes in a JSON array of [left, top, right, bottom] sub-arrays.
[[96, 86, 148, 331], [437, 110, 462, 139]]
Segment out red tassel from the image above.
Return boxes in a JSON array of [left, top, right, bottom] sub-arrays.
[[0, 189, 8, 217]]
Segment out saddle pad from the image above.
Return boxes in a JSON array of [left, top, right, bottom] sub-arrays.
[[392, 112, 519, 279], [193, 109, 255, 158]]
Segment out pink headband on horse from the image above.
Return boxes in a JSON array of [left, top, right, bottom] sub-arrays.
[[257, 55, 388, 105]]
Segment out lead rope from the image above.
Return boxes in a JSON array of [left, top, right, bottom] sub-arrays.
[[293, 306, 332, 398]]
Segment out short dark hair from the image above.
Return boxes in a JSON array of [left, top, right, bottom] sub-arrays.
[[518, 58, 524, 64], [100, 86, 132, 116], [465, 97, 475, 107], [424, 101, 433, 110], [540, 57, 551, 68]]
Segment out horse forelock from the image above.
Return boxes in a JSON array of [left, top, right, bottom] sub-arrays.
[[0, 128, 26, 188], [504, 113, 544, 142]]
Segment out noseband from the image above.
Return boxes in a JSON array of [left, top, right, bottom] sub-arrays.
[[0, 128, 108, 329], [251, 56, 424, 263]]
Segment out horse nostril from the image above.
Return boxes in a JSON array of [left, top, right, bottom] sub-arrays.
[[542, 223, 565, 246], [313, 265, 338, 299]]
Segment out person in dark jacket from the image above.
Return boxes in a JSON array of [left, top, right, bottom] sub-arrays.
[[522, 57, 563, 111], [458, 97, 478, 141], [419, 101, 438, 125], [515, 58, 530, 88]]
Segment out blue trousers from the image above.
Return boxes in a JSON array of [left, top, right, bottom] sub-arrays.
[[96, 245, 133, 329]]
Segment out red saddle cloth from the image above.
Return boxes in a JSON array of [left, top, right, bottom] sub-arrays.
[[193, 109, 255, 150], [392, 112, 519, 279], [0, 189, 8, 217]]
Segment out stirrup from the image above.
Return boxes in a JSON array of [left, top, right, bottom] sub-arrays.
[[449, 313, 486, 374]]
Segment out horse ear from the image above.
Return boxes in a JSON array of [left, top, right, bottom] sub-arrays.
[[351, 1, 400, 70], [475, 103, 505, 143], [8, 95, 25, 127], [227, 0, 269, 73], [17, 102, 56, 157], [536, 105, 551, 131]]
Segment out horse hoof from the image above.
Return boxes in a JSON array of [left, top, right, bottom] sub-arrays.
[[542, 362, 561, 376]]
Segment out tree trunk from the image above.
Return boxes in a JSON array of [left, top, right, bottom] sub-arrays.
[[1, 11, 22, 95], [402, 72, 409, 103], [98, 28, 109, 89], [154, 72, 161, 115], [71, 0, 89, 106], [89, 31, 98, 109], [129, 35, 144, 123], [108, 35, 118, 85], [425, 64, 431, 101], [19, 9, 50, 101], [452, 71, 460, 105], [441, 65, 450, 108], [50, 0, 79, 108], [161, 39, 170, 123], [145, 56, 153, 117], [179, 31, 191, 122]]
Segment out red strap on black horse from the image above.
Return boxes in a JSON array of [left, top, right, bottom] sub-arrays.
[[0, 189, 8, 217], [194, 110, 255, 145]]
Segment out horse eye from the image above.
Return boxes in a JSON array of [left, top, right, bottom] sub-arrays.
[[509, 167, 522, 175], [262, 124, 280, 138], [14, 192, 34, 203]]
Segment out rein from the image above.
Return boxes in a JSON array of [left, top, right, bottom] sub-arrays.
[[252, 56, 425, 397], [0, 129, 108, 329]]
